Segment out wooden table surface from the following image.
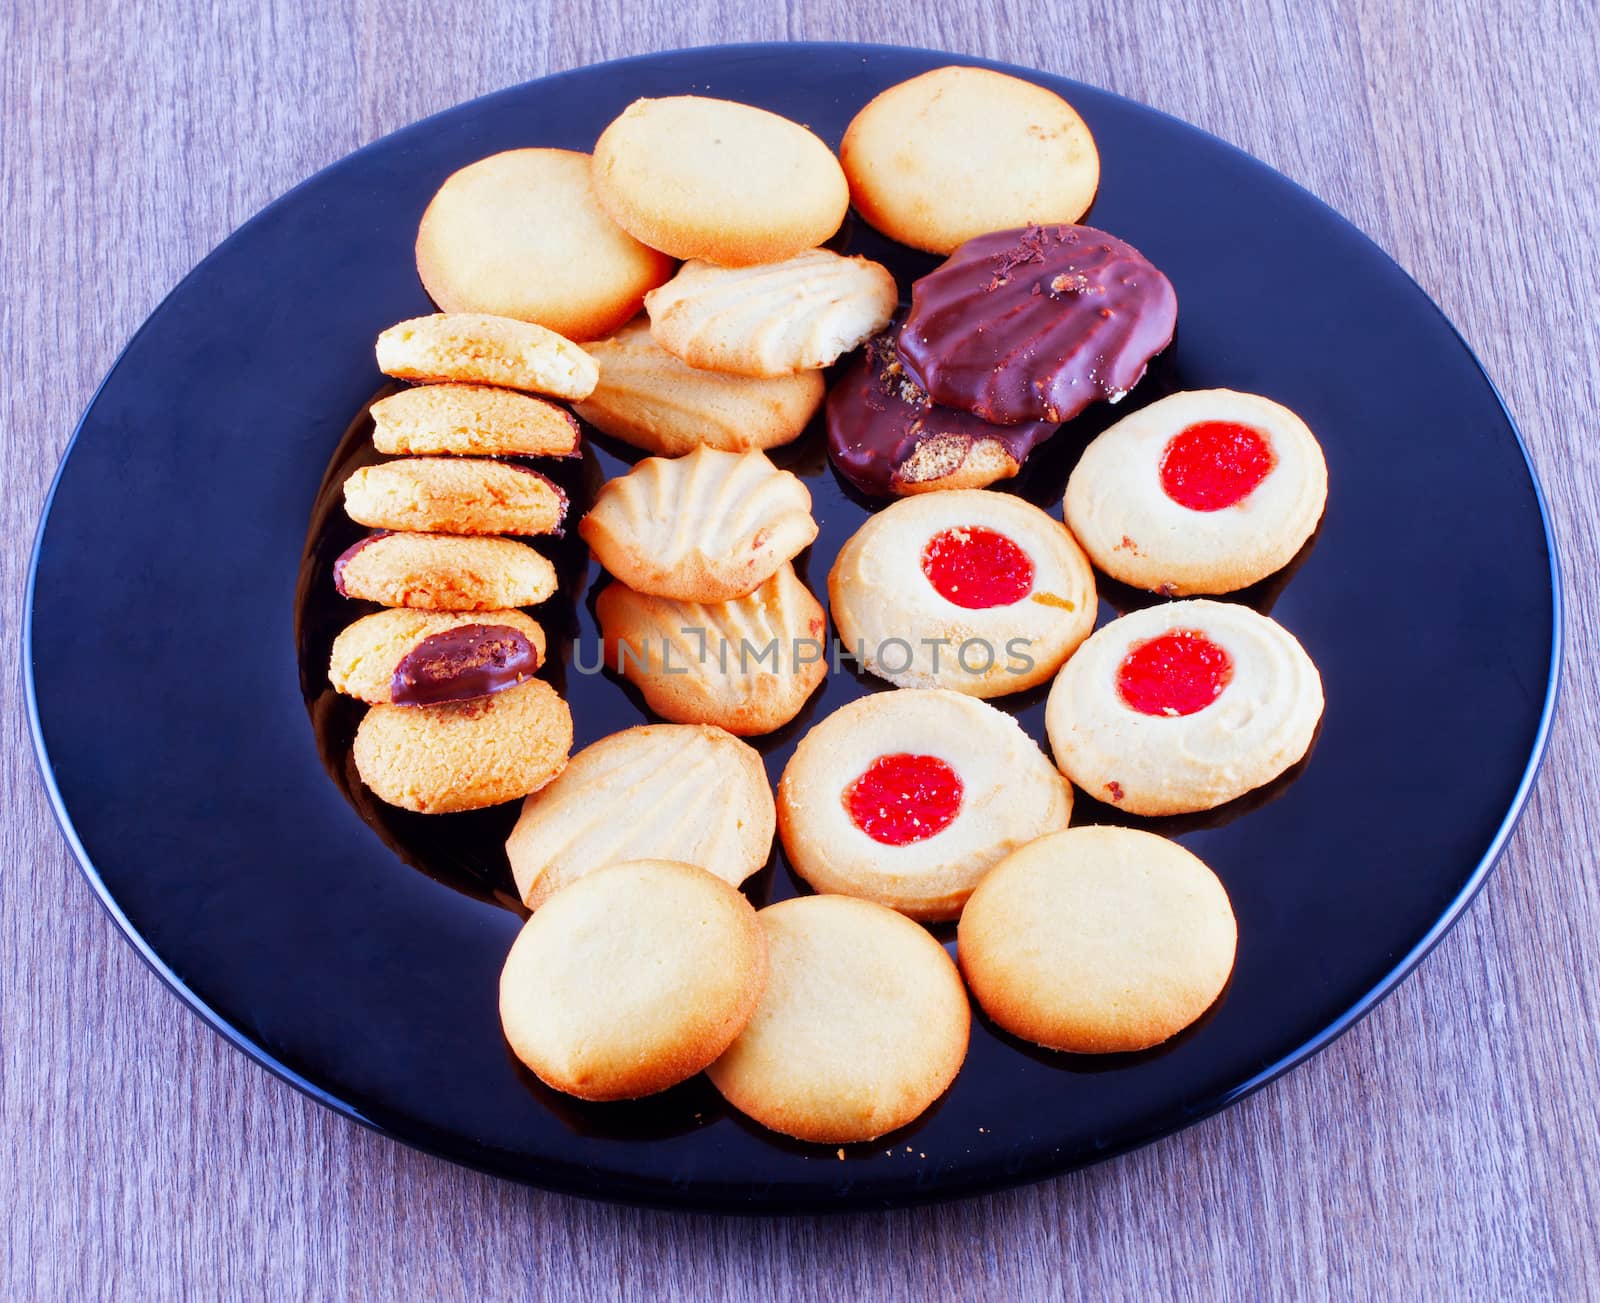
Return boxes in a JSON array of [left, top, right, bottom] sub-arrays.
[[5, 2, 1596, 1297]]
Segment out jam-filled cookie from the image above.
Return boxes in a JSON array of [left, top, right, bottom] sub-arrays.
[[591, 96, 849, 266], [370, 384, 581, 459], [1064, 389, 1328, 595], [644, 249, 897, 377], [1045, 598, 1323, 814], [574, 319, 825, 456], [840, 66, 1099, 255], [898, 224, 1176, 425], [828, 490, 1096, 698], [500, 859, 767, 1101], [505, 723, 774, 910], [776, 688, 1072, 921], [375, 313, 598, 400], [343, 458, 567, 537], [706, 894, 969, 1144], [580, 446, 817, 601], [353, 676, 572, 814], [414, 148, 674, 341], [958, 826, 1237, 1053], [329, 608, 545, 705], [596, 563, 828, 736], [334, 532, 557, 611]]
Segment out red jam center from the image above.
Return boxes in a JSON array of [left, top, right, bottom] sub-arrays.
[[1116, 630, 1234, 717], [1159, 421, 1276, 511], [844, 753, 964, 846], [920, 527, 1035, 609]]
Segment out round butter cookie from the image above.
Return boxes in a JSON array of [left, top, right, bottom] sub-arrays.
[[777, 689, 1072, 921], [840, 66, 1099, 255], [370, 384, 580, 458], [329, 607, 545, 705], [644, 250, 897, 377], [574, 319, 824, 456], [579, 446, 817, 601], [1064, 389, 1328, 595], [375, 313, 598, 400], [828, 490, 1096, 698], [596, 563, 827, 736], [706, 894, 969, 1143], [415, 148, 674, 341], [505, 723, 774, 910], [334, 532, 557, 610], [1045, 598, 1323, 815], [958, 827, 1237, 1054], [343, 458, 567, 537], [353, 676, 572, 814], [591, 96, 849, 266], [499, 859, 767, 1101]]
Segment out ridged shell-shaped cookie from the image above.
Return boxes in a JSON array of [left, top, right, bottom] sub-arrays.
[[644, 249, 898, 377], [579, 446, 818, 601], [505, 724, 776, 909]]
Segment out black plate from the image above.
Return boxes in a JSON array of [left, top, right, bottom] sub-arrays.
[[25, 43, 1561, 1211]]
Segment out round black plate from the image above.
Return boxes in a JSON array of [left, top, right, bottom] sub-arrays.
[[26, 43, 1560, 1212]]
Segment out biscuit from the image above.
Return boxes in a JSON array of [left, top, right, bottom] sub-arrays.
[[505, 724, 775, 909], [499, 859, 767, 1101], [958, 826, 1237, 1054], [776, 688, 1072, 921], [343, 458, 567, 537], [334, 532, 557, 610], [415, 148, 675, 341], [375, 313, 598, 400], [591, 96, 849, 266], [579, 446, 816, 601], [705, 895, 969, 1144], [370, 384, 581, 458], [1064, 389, 1329, 595], [573, 319, 824, 456], [353, 676, 572, 814], [1044, 598, 1323, 815], [828, 490, 1096, 698], [645, 250, 897, 378], [596, 563, 827, 736], [329, 607, 545, 705], [840, 66, 1100, 255]]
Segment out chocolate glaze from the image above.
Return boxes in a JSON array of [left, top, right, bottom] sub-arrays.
[[827, 329, 1059, 496], [897, 224, 1177, 426], [332, 531, 392, 596], [390, 624, 539, 706]]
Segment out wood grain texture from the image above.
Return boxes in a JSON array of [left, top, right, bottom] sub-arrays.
[[4, 1, 1596, 1298]]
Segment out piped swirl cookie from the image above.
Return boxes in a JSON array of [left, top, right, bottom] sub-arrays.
[[828, 490, 1096, 698], [1064, 389, 1328, 594], [1045, 598, 1323, 814], [334, 532, 557, 610], [370, 384, 581, 458], [329, 608, 545, 705], [375, 313, 598, 400], [777, 689, 1073, 921], [645, 249, 897, 377], [343, 458, 567, 537], [579, 446, 817, 601]]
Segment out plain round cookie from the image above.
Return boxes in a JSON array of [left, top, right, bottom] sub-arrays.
[[1045, 598, 1324, 815], [505, 723, 775, 909], [375, 313, 598, 400], [334, 532, 557, 610], [958, 827, 1237, 1054], [778, 688, 1071, 920], [591, 96, 849, 266], [706, 895, 969, 1143], [574, 319, 824, 456], [1064, 389, 1329, 595], [840, 66, 1100, 255], [828, 490, 1096, 698], [353, 676, 572, 814], [328, 607, 546, 704], [415, 148, 675, 341], [370, 384, 580, 458], [499, 859, 767, 1101], [343, 458, 567, 536]]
